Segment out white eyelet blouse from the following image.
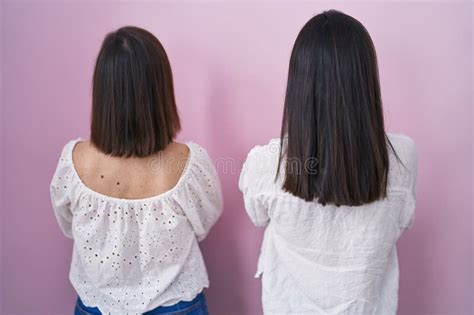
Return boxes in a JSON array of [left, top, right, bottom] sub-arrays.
[[239, 133, 418, 315], [50, 139, 223, 314]]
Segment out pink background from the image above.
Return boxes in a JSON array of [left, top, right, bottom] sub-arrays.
[[1, 1, 472, 314]]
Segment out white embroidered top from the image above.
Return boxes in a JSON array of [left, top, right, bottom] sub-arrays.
[[50, 139, 223, 314], [239, 133, 418, 315]]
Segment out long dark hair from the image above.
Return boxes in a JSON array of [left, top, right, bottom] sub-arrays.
[[91, 26, 181, 157], [277, 10, 396, 206]]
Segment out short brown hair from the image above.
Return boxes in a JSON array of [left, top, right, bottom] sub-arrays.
[[91, 26, 181, 157]]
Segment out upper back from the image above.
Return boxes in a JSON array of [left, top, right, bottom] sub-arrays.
[[72, 141, 190, 200]]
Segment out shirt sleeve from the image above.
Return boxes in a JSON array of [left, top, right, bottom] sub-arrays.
[[239, 146, 272, 227], [177, 144, 223, 242], [398, 138, 418, 230], [49, 142, 74, 239]]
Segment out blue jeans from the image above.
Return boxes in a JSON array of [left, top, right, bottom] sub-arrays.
[[74, 292, 209, 315]]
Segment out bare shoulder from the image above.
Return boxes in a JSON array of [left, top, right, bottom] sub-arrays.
[[167, 142, 190, 158], [164, 142, 190, 171], [72, 141, 98, 173]]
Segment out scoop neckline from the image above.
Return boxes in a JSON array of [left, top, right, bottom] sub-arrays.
[[68, 138, 195, 203]]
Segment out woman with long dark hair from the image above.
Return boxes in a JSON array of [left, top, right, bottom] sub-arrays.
[[50, 26, 222, 314], [240, 10, 417, 314]]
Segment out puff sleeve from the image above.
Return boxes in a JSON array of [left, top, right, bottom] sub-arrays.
[[49, 142, 75, 239], [239, 144, 277, 227], [175, 144, 223, 241]]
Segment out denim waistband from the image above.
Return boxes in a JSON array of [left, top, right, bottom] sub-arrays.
[[76, 292, 205, 314]]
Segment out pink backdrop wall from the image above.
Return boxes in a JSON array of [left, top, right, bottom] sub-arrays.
[[1, 1, 472, 314]]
